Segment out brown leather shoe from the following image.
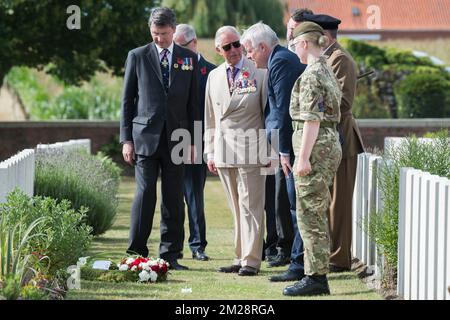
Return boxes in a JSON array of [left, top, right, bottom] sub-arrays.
[[238, 266, 258, 276], [218, 265, 241, 273]]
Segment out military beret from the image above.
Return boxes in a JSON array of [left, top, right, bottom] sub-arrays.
[[302, 14, 341, 30], [292, 21, 325, 39]]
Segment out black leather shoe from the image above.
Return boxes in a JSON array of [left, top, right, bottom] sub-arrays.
[[329, 264, 350, 273], [267, 255, 290, 268], [283, 275, 330, 296], [269, 270, 305, 282], [168, 260, 189, 271], [238, 266, 258, 276], [218, 265, 241, 273], [192, 250, 210, 261]]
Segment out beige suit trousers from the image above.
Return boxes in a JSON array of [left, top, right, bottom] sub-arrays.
[[218, 167, 266, 270]]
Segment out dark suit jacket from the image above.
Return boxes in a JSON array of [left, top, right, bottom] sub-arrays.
[[197, 55, 216, 127], [120, 42, 199, 156], [266, 45, 306, 155]]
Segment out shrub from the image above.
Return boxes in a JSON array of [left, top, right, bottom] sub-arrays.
[[395, 72, 450, 118], [1, 190, 93, 275], [353, 83, 391, 118], [368, 130, 450, 286], [5, 66, 122, 120], [0, 205, 45, 284], [35, 148, 120, 235]]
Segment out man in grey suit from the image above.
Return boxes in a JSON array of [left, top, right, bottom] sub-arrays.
[[120, 7, 199, 270]]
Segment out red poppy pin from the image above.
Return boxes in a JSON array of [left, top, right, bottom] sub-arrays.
[[242, 71, 250, 79], [177, 58, 184, 65], [201, 67, 207, 75]]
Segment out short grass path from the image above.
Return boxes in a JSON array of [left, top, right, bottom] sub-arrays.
[[67, 177, 382, 300]]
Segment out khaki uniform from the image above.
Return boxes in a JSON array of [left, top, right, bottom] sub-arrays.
[[290, 56, 342, 275], [324, 42, 365, 269]]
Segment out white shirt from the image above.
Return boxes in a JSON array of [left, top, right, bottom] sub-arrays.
[[155, 42, 174, 72]]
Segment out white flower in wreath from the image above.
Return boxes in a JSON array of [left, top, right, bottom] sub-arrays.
[[139, 270, 151, 282], [119, 264, 129, 271], [126, 258, 134, 265], [141, 262, 151, 271], [149, 271, 158, 282], [149, 260, 158, 267], [131, 266, 138, 271]]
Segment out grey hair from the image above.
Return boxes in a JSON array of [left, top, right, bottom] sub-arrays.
[[214, 26, 241, 48], [241, 22, 279, 50], [175, 24, 197, 43], [148, 7, 176, 28]]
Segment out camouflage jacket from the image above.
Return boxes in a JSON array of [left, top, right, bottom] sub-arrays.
[[290, 56, 342, 124]]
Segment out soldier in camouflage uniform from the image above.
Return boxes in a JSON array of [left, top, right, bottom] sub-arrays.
[[283, 22, 342, 296]]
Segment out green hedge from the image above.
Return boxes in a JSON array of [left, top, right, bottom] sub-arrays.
[[395, 72, 450, 118], [34, 149, 121, 236]]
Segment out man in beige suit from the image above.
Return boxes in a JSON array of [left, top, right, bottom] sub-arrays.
[[204, 26, 269, 276], [302, 14, 365, 271]]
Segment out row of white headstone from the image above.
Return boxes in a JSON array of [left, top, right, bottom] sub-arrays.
[[352, 137, 450, 300], [0, 139, 91, 203], [398, 167, 450, 300]]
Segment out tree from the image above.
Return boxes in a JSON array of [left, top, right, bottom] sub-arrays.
[[161, 0, 285, 37], [0, 0, 157, 85]]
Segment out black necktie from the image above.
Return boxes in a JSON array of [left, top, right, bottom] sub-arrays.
[[160, 48, 170, 93]]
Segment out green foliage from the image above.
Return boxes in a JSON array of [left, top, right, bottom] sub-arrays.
[[353, 82, 390, 118], [0, 276, 21, 300], [80, 266, 139, 283], [0, 0, 158, 85], [395, 72, 450, 118], [35, 149, 120, 235], [20, 284, 47, 300], [369, 131, 450, 276], [0, 206, 45, 284], [341, 39, 450, 118], [5, 66, 122, 120], [161, 0, 285, 37], [1, 190, 93, 275]]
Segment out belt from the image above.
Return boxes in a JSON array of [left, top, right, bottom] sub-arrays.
[[292, 121, 337, 131], [341, 110, 353, 118]]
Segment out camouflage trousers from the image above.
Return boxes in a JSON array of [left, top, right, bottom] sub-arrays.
[[293, 128, 342, 275]]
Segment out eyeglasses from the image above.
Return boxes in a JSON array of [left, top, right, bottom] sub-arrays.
[[289, 38, 307, 51], [180, 38, 195, 47], [221, 41, 241, 52]]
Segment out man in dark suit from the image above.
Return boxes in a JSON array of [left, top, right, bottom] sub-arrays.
[[120, 7, 199, 270], [241, 22, 306, 280], [173, 24, 216, 262]]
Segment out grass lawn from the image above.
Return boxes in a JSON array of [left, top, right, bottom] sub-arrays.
[[66, 176, 382, 300]]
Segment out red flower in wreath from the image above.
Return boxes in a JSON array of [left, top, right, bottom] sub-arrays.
[[201, 67, 207, 75]]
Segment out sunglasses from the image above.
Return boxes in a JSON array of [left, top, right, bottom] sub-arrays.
[[221, 41, 241, 52], [180, 38, 195, 47]]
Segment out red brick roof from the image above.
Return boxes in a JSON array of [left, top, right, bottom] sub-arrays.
[[286, 0, 450, 31]]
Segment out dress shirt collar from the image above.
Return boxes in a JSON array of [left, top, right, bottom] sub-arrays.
[[155, 42, 175, 56], [226, 56, 244, 71]]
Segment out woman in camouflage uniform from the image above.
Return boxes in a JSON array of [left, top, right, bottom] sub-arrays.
[[283, 22, 342, 297]]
